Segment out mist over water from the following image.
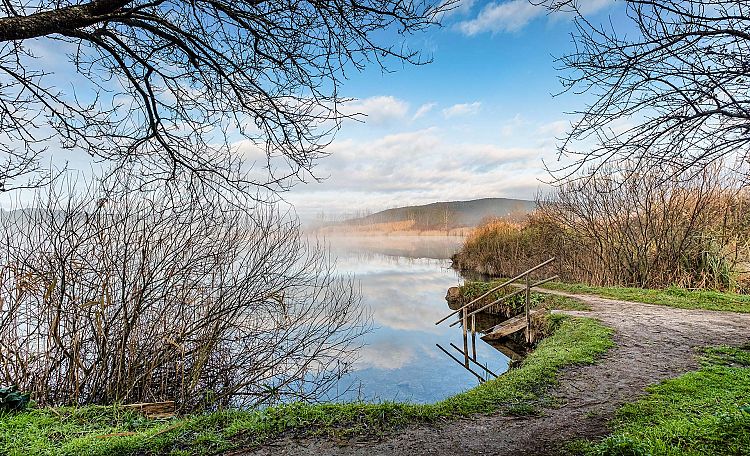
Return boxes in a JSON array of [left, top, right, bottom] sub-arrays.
[[322, 235, 510, 403]]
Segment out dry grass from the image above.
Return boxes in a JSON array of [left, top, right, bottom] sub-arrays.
[[453, 166, 750, 292], [318, 219, 472, 236]]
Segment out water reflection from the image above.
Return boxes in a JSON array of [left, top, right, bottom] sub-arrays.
[[323, 235, 509, 404]]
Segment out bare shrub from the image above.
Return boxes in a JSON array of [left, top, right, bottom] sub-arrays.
[[0, 182, 369, 410], [454, 166, 750, 291], [453, 219, 527, 277]]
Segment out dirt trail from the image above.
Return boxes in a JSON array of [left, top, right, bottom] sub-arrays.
[[239, 291, 750, 456]]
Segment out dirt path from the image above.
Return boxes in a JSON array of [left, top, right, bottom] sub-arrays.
[[238, 291, 750, 456]]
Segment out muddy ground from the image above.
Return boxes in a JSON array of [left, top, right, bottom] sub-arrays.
[[235, 290, 750, 456]]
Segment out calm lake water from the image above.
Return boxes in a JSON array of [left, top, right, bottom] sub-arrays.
[[323, 235, 510, 403]]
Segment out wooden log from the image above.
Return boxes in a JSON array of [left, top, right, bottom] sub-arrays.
[[121, 401, 175, 419], [481, 309, 545, 341]]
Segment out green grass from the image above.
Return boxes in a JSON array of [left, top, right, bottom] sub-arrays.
[[582, 344, 750, 456], [544, 282, 750, 313], [459, 280, 592, 312], [538, 293, 592, 311], [1, 317, 613, 456]]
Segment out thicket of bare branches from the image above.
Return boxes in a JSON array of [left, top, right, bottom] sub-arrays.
[[0, 0, 448, 194], [0, 181, 369, 410], [542, 0, 750, 183], [454, 166, 750, 290]]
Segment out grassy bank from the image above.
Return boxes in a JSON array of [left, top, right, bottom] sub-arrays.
[[456, 278, 750, 313], [456, 280, 591, 312], [581, 344, 750, 456], [1, 317, 612, 456], [543, 282, 750, 313]]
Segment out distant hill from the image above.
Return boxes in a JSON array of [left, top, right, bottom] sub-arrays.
[[326, 198, 536, 232]]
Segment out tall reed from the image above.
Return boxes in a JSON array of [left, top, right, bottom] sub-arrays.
[[453, 166, 750, 291]]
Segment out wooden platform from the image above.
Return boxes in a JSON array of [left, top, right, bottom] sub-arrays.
[[480, 309, 544, 341]]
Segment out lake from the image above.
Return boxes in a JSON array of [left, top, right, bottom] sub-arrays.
[[323, 235, 510, 403]]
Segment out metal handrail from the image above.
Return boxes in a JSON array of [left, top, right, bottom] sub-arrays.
[[435, 256, 555, 325]]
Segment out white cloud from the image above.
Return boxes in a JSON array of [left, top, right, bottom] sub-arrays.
[[413, 102, 437, 120], [457, 0, 614, 35], [577, 0, 616, 15], [442, 101, 481, 118], [356, 342, 416, 370], [287, 127, 557, 219], [537, 119, 569, 137], [500, 114, 526, 137], [437, 0, 477, 19], [458, 0, 540, 35], [341, 96, 410, 126]]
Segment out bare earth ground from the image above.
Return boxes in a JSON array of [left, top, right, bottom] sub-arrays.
[[237, 290, 750, 456]]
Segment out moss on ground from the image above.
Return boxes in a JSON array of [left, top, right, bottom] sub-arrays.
[[1, 317, 613, 456]]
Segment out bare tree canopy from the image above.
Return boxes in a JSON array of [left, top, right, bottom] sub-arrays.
[[0, 178, 369, 409], [0, 0, 446, 193], [543, 0, 750, 182]]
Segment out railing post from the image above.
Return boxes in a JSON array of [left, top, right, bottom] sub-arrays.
[[471, 313, 477, 362], [525, 273, 531, 344], [435, 257, 555, 326], [462, 307, 469, 368]]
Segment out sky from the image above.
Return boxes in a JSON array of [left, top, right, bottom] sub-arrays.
[[284, 0, 621, 220], [0, 0, 625, 216]]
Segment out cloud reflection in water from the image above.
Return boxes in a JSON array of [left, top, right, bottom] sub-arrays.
[[324, 235, 509, 403]]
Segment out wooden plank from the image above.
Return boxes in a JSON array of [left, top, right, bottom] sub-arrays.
[[481, 315, 527, 341], [481, 309, 544, 341], [121, 401, 175, 419]]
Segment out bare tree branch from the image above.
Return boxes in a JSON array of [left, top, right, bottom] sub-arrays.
[[0, 0, 451, 195], [540, 0, 750, 184], [0, 178, 371, 409]]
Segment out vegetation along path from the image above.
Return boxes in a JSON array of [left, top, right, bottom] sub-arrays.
[[242, 289, 750, 456]]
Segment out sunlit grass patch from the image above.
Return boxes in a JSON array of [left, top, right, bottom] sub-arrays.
[[583, 344, 750, 456]]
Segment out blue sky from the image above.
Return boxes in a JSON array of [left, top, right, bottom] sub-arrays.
[[0, 0, 625, 215], [286, 0, 622, 220]]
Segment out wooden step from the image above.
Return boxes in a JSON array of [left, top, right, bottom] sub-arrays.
[[121, 401, 175, 419], [480, 309, 543, 341]]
